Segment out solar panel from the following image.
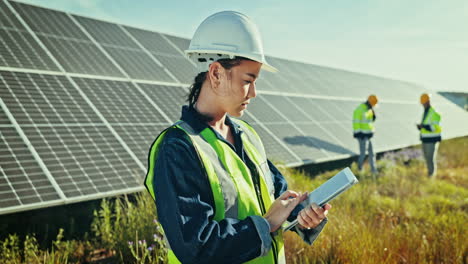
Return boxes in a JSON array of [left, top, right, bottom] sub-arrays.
[[103, 47, 175, 82], [0, 2, 59, 70], [245, 95, 288, 123], [137, 84, 188, 122], [163, 34, 190, 52], [38, 35, 124, 77], [0, 29, 59, 70], [1, 0, 467, 215], [0, 0, 24, 29], [10, 1, 86, 39], [0, 123, 61, 208], [246, 121, 301, 165], [154, 55, 198, 84], [126, 27, 181, 56], [266, 123, 325, 162], [0, 70, 143, 199], [74, 16, 140, 48]]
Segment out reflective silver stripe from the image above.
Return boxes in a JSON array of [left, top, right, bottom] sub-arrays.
[[177, 121, 238, 219], [354, 129, 374, 133], [353, 120, 372, 123], [421, 133, 441, 138], [234, 119, 275, 197]]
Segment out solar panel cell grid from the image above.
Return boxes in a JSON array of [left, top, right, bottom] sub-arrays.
[[138, 84, 188, 122], [154, 55, 197, 84], [293, 97, 344, 124], [104, 47, 174, 82], [250, 124, 299, 165], [72, 78, 169, 124], [267, 123, 325, 162], [0, 29, 59, 70], [22, 125, 142, 198], [268, 58, 309, 94], [75, 16, 139, 48], [246, 96, 287, 123], [0, 71, 102, 124], [0, 124, 60, 208], [264, 95, 310, 122], [319, 123, 357, 152], [296, 123, 352, 156], [127, 27, 181, 56], [163, 34, 190, 52], [0, 0, 24, 29], [11, 1, 87, 39], [39, 36, 125, 77], [113, 124, 168, 165]]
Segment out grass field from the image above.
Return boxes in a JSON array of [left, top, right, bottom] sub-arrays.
[[1, 137, 466, 263]]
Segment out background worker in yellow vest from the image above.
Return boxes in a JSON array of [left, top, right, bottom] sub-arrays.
[[417, 93, 442, 177], [353, 95, 378, 174], [145, 11, 331, 264]]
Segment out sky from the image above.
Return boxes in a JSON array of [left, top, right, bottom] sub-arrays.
[[15, 0, 468, 92]]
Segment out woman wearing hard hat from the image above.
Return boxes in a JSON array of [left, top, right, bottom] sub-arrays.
[[145, 11, 330, 264]]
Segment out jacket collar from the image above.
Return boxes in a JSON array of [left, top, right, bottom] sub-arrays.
[[180, 105, 242, 136]]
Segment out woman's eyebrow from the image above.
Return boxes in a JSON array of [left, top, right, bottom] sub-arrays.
[[245, 73, 258, 79]]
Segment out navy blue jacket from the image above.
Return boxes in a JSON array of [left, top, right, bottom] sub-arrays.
[[151, 105, 326, 263]]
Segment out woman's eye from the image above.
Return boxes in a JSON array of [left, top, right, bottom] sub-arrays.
[[244, 80, 252, 84]]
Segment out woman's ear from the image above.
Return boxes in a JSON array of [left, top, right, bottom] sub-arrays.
[[208, 62, 222, 89]]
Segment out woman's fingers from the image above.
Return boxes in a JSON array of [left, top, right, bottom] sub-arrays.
[[298, 203, 332, 229], [310, 203, 326, 220], [279, 190, 299, 200]]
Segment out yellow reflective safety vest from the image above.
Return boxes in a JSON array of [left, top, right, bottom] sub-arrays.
[[420, 106, 441, 141], [353, 103, 375, 137], [145, 119, 285, 264]]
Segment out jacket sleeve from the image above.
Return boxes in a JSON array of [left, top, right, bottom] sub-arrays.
[[267, 160, 327, 245], [153, 132, 272, 264]]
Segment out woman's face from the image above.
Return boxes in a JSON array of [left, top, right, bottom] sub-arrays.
[[216, 60, 262, 117]]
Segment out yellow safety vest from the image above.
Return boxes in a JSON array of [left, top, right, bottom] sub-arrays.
[[353, 103, 374, 135], [145, 119, 285, 264], [421, 107, 441, 139]]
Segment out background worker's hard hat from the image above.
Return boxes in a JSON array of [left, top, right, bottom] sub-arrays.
[[185, 11, 277, 73], [368, 94, 378, 107], [420, 93, 431, 104]]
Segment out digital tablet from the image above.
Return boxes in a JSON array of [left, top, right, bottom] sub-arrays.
[[283, 167, 358, 231]]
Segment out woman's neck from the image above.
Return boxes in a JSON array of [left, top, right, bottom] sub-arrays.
[[194, 103, 227, 131]]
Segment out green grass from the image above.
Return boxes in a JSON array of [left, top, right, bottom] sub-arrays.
[[0, 137, 466, 263], [284, 137, 467, 264]]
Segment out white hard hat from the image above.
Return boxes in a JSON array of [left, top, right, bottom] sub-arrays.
[[185, 11, 277, 73]]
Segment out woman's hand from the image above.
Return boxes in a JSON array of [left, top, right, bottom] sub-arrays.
[[263, 190, 307, 232], [297, 203, 331, 230]]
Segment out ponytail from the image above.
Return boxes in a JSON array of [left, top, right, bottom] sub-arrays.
[[187, 71, 207, 107]]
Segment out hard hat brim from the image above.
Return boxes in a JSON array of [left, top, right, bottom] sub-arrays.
[[185, 49, 278, 73]]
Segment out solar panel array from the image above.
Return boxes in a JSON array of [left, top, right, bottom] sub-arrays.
[[1, 0, 467, 214]]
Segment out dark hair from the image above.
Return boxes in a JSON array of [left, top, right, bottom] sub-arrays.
[[186, 57, 251, 107]]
